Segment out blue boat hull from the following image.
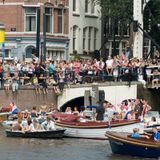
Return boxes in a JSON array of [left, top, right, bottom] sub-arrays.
[[109, 139, 160, 158]]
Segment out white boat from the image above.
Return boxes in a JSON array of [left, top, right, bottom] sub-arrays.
[[55, 119, 142, 139]]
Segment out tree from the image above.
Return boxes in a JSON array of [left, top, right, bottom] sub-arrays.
[[93, 0, 133, 22], [143, 0, 160, 57], [92, 0, 133, 58]]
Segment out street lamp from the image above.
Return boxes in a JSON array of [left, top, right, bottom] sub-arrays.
[[41, 39, 44, 63], [43, 11, 46, 61]]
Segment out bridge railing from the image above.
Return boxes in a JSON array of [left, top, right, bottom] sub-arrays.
[[0, 66, 159, 92]]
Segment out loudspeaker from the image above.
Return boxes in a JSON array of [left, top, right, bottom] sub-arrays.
[[133, 20, 138, 32]]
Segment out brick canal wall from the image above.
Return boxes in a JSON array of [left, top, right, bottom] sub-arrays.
[[0, 88, 57, 110]]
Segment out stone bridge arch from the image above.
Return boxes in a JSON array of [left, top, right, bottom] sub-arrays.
[[60, 96, 114, 112], [57, 83, 138, 110]]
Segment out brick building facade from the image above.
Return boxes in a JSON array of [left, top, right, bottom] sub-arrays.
[[0, 0, 69, 61]]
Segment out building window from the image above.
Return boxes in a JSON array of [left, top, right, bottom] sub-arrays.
[[85, 0, 88, 13], [58, 9, 63, 33], [144, 39, 150, 56], [45, 8, 52, 33], [0, 49, 10, 58], [123, 24, 130, 36], [114, 21, 120, 36], [91, 1, 95, 14], [112, 41, 120, 54], [88, 27, 92, 51], [122, 41, 126, 52], [25, 7, 37, 32], [94, 28, 97, 50], [25, 46, 36, 58], [73, 26, 78, 50], [5, 49, 9, 58], [83, 28, 87, 50], [73, 0, 76, 12]]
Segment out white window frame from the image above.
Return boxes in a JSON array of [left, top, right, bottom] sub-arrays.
[[45, 7, 53, 34], [94, 28, 98, 50], [57, 9, 64, 34], [85, 0, 89, 13], [24, 7, 37, 33]]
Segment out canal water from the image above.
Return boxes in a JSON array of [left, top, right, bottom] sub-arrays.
[[0, 128, 156, 160]]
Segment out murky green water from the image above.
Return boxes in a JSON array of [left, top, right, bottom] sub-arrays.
[[0, 127, 156, 160]]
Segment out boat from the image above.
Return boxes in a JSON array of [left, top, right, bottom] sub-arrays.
[[55, 118, 141, 139], [5, 129, 66, 139], [1, 120, 13, 128], [106, 131, 160, 158], [0, 112, 11, 122]]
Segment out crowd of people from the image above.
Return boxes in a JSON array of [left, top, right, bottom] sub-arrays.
[[63, 98, 152, 122], [6, 98, 151, 126], [11, 104, 58, 132], [0, 52, 159, 94], [5, 96, 160, 143]]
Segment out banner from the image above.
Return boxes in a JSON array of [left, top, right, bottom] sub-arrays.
[[0, 30, 5, 43]]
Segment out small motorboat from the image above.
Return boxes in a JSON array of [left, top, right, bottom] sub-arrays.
[[106, 131, 160, 158], [55, 118, 141, 139], [5, 129, 66, 139]]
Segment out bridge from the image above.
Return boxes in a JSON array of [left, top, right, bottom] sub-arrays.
[[57, 82, 138, 110]]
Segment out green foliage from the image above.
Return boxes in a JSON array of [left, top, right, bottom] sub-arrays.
[[92, 0, 133, 22], [144, 0, 160, 45]]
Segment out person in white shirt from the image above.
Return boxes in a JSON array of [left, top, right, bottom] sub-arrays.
[[42, 117, 56, 131], [106, 56, 113, 75], [32, 54, 39, 64]]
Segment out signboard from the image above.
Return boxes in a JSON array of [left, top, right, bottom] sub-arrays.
[[0, 30, 5, 43], [11, 28, 16, 32]]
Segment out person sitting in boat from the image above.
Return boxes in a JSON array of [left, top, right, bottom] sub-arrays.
[[104, 103, 115, 121], [131, 128, 150, 139], [121, 101, 129, 119], [23, 118, 33, 132], [22, 110, 30, 120], [65, 107, 72, 114], [30, 106, 38, 118], [124, 110, 135, 120], [30, 119, 44, 132], [39, 103, 48, 116], [73, 107, 79, 116], [42, 116, 56, 131], [152, 127, 160, 142], [79, 106, 87, 122], [12, 118, 23, 131]]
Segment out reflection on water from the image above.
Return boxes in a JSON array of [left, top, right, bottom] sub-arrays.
[[0, 127, 156, 160]]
